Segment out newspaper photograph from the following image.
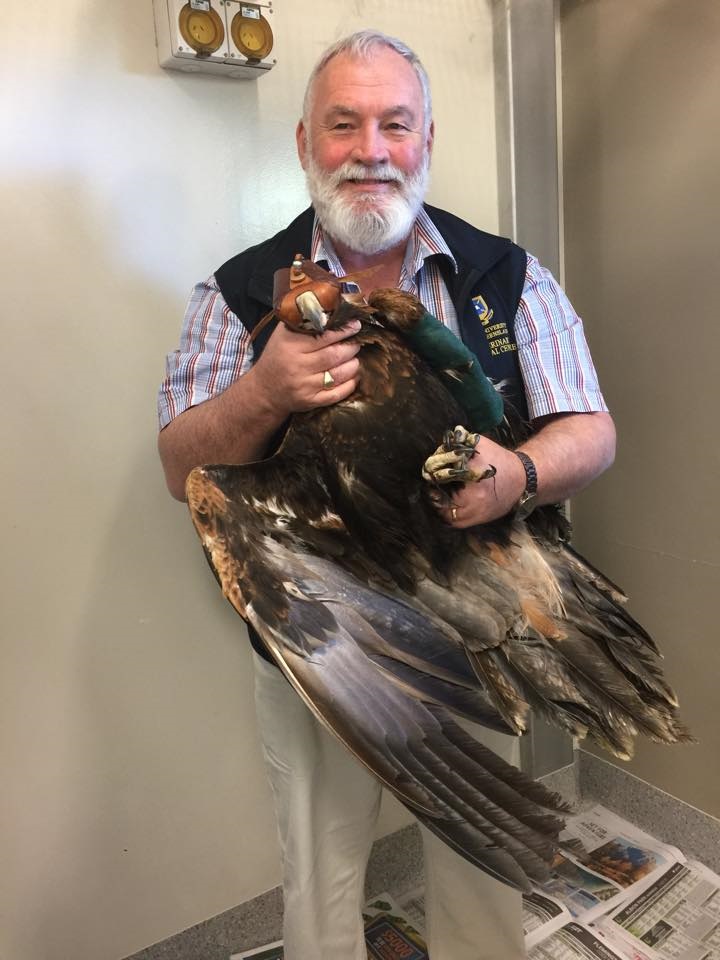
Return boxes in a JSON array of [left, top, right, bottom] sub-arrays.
[[532, 805, 684, 927], [363, 893, 428, 960]]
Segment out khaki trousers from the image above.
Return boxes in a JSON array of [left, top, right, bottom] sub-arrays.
[[253, 651, 526, 960]]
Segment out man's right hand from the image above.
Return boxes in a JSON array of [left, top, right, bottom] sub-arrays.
[[250, 318, 362, 418], [158, 317, 363, 501]]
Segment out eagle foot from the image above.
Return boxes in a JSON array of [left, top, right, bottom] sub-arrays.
[[422, 425, 496, 485]]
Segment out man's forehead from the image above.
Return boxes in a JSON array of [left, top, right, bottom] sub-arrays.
[[311, 48, 424, 108]]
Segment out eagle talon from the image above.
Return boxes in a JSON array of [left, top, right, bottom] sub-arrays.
[[423, 424, 486, 485], [443, 426, 481, 453]]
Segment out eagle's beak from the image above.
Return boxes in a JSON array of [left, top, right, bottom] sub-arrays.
[[295, 291, 329, 333]]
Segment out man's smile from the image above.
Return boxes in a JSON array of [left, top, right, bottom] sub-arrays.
[[342, 178, 398, 189]]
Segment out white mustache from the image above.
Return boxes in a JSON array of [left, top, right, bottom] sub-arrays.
[[327, 163, 406, 186]]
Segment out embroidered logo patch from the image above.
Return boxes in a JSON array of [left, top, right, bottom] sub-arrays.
[[471, 294, 494, 326], [472, 295, 517, 357]]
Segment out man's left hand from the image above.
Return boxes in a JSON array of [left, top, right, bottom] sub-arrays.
[[436, 436, 527, 527]]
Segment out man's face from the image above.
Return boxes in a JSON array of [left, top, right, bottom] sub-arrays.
[[297, 47, 434, 255]]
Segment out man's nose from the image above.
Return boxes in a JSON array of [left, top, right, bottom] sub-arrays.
[[350, 123, 389, 165]]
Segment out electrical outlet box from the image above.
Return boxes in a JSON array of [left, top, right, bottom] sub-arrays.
[[152, 0, 275, 79]]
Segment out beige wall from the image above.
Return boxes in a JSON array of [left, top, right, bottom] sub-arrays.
[[560, 0, 720, 815], [0, 2, 500, 957]]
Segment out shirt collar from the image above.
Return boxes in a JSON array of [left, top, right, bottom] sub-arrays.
[[310, 206, 458, 280]]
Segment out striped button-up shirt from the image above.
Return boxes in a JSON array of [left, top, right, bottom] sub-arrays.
[[158, 209, 607, 429]]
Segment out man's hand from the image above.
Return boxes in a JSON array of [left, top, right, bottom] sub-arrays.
[[251, 319, 362, 418], [428, 412, 616, 528], [159, 318, 364, 501], [434, 437, 526, 527]]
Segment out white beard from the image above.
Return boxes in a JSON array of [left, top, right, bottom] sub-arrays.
[[304, 151, 430, 256]]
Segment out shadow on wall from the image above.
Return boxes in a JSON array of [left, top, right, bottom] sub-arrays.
[[2, 173, 276, 959]]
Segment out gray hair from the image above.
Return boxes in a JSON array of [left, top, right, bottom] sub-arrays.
[[302, 30, 432, 136]]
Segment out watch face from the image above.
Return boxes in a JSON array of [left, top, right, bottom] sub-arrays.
[[178, 4, 225, 54], [231, 11, 273, 60], [515, 492, 537, 521]]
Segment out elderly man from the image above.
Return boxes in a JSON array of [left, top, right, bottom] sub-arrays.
[[158, 29, 615, 960]]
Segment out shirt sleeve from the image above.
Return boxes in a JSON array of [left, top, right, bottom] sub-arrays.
[[157, 275, 254, 430], [514, 254, 608, 420]]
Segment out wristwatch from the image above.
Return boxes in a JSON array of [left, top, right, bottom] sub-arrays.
[[512, 450, 538, 520]]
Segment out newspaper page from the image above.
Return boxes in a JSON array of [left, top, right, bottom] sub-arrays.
[[384, 882, 574, 950], [370, 806, 681, 951], [232, 892, 428, 960], [532, 805, 685, 928], [232, 805, 692, 959], [530, 919, 631, 960], [363, 893, 428, 959], [231, 941, 284, 960], [529, 920, 643, 960], [601, 859, 720, 960], [524, 889, 574, 948], [397, 886, 427, 933]]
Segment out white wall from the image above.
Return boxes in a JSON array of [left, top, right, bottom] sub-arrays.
[[0, 1, 500, 957], [560, 0, 720, 816]]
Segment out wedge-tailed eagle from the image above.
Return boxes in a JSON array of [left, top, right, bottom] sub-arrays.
[[184, 258, 690, 891]]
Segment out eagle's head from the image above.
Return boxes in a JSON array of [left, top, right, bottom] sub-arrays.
[[272, 255, 369, 335]]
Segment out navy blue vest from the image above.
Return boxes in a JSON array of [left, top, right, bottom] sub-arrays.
[[214, 205, 529, 659]]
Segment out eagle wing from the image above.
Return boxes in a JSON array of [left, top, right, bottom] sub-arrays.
[[187, 453, 577, 891]]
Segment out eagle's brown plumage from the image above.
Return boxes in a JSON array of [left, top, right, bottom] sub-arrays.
[[185, 277, 691, 891]]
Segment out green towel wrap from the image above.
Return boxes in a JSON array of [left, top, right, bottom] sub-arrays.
[[401, 310, 504, 434]]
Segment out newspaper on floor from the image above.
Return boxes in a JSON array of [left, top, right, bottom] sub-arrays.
[[231, 941, 284, 960], [529, 920, 650, 960], [398, 883, 575, 949], [230, 891, 428, 960], [232, 805, 707, 960], [397, 883, 564, 948], [397, 885, 427, 933], [596, 858, 720, 960], [525, 804, 686, 949], [524, 888, 575, 946], [363, 892, 428, 959]]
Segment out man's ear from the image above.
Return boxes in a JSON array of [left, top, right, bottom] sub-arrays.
[[426, 119, 435, 158], [296, 120, 308, 169]]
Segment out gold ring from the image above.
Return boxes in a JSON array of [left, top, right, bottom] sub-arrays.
[[322, 370, 335, 389], [451, 506, 458, 521]]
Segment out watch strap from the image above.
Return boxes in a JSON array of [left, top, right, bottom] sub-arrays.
[[512, 450, 538, 519], [513, 450, 537, 495]]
